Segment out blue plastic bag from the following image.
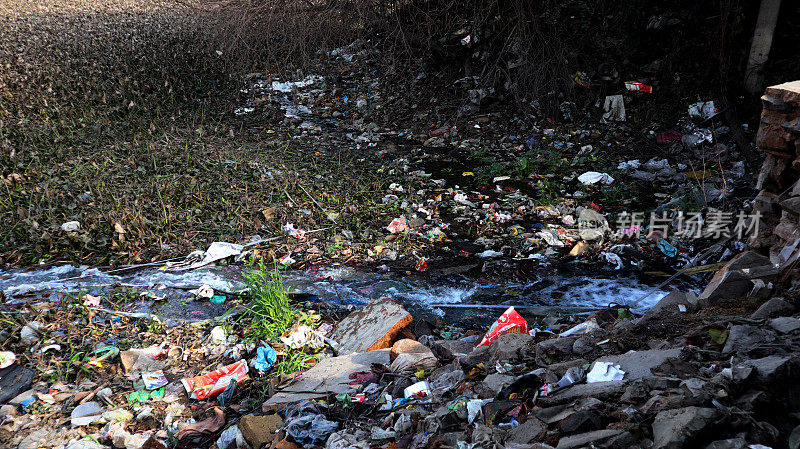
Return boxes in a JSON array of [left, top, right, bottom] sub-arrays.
[[657, 239, 678, 257], [254, 345, 277, 371]]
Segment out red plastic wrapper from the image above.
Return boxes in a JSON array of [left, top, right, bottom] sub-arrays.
[[182, 360, 249, 400], [624, 81, 653, 93], [476, 306, 529, 347], [656, 131, 682, 144]]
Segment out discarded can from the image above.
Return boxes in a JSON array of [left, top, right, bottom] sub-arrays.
[[182, 360, 249, 400]]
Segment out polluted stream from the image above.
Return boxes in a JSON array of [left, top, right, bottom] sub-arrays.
[[0, 264, 677, 328]]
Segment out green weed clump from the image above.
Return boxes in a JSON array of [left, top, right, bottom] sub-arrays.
[[243, 260, 295, 340]]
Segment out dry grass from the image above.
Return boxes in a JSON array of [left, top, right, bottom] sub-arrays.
[[0, 0, 390, 266], [0, 0, 224, 153]]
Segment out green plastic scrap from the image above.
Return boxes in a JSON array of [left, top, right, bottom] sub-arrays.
[[617, 308, 634, 321], [335, 393, 352, 408], [128, 387, 165, 403], [87, 346, 119, 368]]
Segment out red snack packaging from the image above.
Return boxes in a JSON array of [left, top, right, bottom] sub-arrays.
[[476, 306, 529, 347], [624, 81, 653, 93], [182, 360, 249, 400]]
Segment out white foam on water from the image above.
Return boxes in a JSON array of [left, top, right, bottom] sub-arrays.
[[0, 265, 671, 314], [0, 265, 246, 297]]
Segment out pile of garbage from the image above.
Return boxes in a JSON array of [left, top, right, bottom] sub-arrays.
[[221, 38, 756, 281], [3, 267, 799, 449]]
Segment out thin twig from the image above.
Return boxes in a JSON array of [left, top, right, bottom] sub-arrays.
[[297, 182, 337, 224]]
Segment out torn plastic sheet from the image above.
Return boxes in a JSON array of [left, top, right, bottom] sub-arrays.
[[559, 319, 600, 337], [578, 171, 615, 185], [189, 242, 245, 269], [271, 75, 323, 93], [602, 95, 626, 122], [586, 361, 625, 382]]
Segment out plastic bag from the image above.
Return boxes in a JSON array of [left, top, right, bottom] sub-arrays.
[[476, 306, 529, 347], [181, 360, 249, 400], [578, 171, 615, 185], [253, 345, 277, 371], [386, 217, 407, 233], [587, 362, 625, 383], [286, 414, 339, 446]]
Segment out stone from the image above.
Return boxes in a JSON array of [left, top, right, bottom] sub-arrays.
[[543, 359, 588, 384], [537, 381, 628, 407], [263, 350, 390, 410], [0, 364, 34, 403], [535, 337, 575, 363], [9, 388, 36, 405], [430, 339, 474, 361], [20, 324, 40, 346], [489, 332, 535, 362], [722, 325, 777, 355], [750, 297, 794, 319], [18, 429, 51, 449], [739, 355, 798, 383], [555, 429, 625, 449], [533, 404, 573, 425], [389, 339, 437, 374], [459, 346, 490, 369], [631, 170, 656, 181], [595, 348, 683, 380], [558, 410, 601, 433], [638, 291, 698, 323], [747, 420, 780, 445], [705, 438, 749, 449], [217, 425, 248, 449], [239, 414, 284, 449], [389, 339, 420, 361], [753, 190, 779, 215], [773, 218, 800, 242], [0, 404, 18, 416], [571, 336, 595, 355], [679, 378, 713, 404], [781, 197, 800, 215], [506, 417, 546, 444], [640, 394, 686, 415], [65, 441, 106, 449], [652, 407, 718, 449], [478, 373, 515, 398], [620, 380, 649, 403], [71, 401, 104, 427], [604, 432, 637, 448], [329, 297, 412, 354], [769, 316, 800, 333], [698, 251, 777, 307], [789, 424, 800, 449], [274, 437, 298, 449]]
